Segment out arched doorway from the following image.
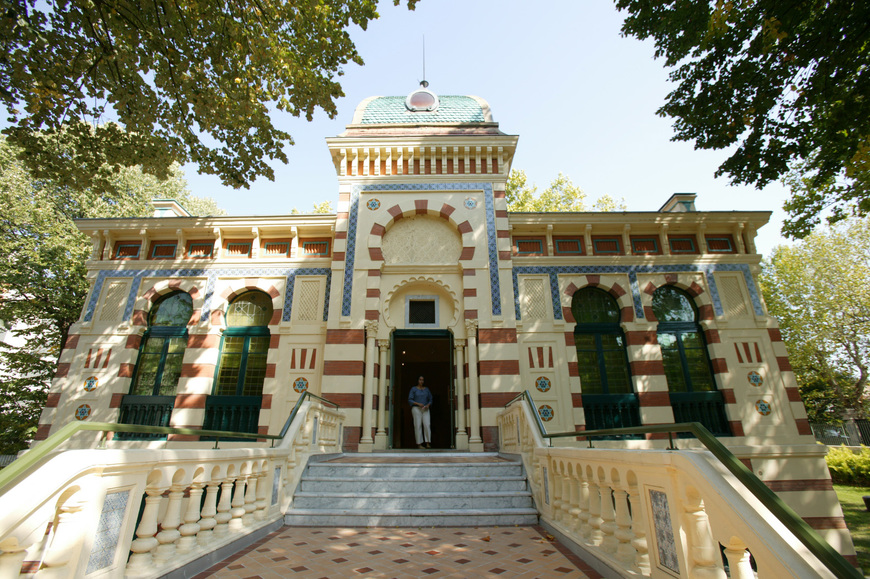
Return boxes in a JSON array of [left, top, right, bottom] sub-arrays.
[[390, 330, 455, 449]]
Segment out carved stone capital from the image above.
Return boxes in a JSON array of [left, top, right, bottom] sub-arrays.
[[464, 319, 478, 335], [377, 339, 390, 350], [364, 319, 379, 338]]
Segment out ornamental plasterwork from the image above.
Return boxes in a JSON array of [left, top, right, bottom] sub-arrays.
[[382, 276, 458, 329], [381, 215, 461, 265]]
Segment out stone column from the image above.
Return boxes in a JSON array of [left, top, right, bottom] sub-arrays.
[[465, 319, 483, 450], [359, 320, 378, 451], [374, 339, 390, 449], [454, 339, 469, 450]]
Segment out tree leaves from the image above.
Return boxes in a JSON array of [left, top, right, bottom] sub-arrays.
[[0, 137, 221, 453], [759, 218, 870, 419], [0, 0, 417, 193], [615, 0, 870, 237], [505, 170, 626, 212]]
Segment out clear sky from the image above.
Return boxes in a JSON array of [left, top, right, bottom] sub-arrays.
[[182, 0, 792, 257]]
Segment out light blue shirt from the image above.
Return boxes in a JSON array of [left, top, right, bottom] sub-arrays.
[[408, 386, 433, 407]]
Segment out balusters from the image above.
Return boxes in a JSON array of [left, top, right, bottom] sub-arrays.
[[213, 479, 234, 537], [598, 477, 618, 554], [153, 484, 184, 566], [578, 472, 592, 540], [587, 473, 604, 546], [242, 473, 257, 526], [723, 538, 754, 579], [567, 468, 581, 533], [127, 487, 165, 573], [37, 491, 86, 579], [177, 483, 203, 554], [612, 485, 637, 566], [560, 468, 572, 523], [626, 478, 650, 574], [197, 481, 220, 546], [550, 465, 563, 522], [683, 486, 727, 579], [255, 469, 269, 520], [229, 476, 247, 531]]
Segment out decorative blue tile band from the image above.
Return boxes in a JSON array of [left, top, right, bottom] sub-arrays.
[[347, 182, 501, 317], [512, 263, 763, 321], [84, 267, 331, 323], [342, 187, 361, 317]]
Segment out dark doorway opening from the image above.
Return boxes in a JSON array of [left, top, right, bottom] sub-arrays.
[[391, 330, 454, 449]]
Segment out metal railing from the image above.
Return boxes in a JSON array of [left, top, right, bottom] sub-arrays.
[[0, 391, 340, 496], [504, 390, 862, 579]]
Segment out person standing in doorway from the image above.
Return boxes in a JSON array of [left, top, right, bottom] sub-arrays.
[[408, 376, 433, 449]]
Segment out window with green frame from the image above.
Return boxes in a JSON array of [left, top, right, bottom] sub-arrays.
[[129, 291, 193, 396], [571, 288, 632, 394], [213, 291, 273, 396], [651, 286, 715, 392]]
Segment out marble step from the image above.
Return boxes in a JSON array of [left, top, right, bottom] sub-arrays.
[[284, 507, 539, 528], [305, 462, 524, 479], [292, 490, 534, 510], [299, 476, 528, 493]]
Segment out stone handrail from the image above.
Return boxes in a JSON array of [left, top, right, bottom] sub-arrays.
[[0, 400, 345, 578], [498, 397, 849, 579]]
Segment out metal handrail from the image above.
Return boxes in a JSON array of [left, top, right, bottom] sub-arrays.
[[0, 394, 342, 496], [278, 391, 340, 438], [503, 390, 861, 579]]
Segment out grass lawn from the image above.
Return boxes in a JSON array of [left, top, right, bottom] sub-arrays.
[[834, 484, 870, 574]]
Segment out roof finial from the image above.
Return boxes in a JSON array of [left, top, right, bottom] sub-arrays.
[[420, 35, 428, 88]]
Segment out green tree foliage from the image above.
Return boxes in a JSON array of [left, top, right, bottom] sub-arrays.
[[505, 170, 626, 212], [0, 139, 221, 454], [290, 201, 334, 214], [760, 219, 870, 421], [615, 0, 870, 237], [0, 0, 417, 194]]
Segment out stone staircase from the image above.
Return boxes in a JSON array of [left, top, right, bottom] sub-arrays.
[[284, 452, 539, 527]]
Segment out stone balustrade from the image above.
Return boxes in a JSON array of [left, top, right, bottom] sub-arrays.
[[498, 401, 838, 578], [0, 401, 344, 579]]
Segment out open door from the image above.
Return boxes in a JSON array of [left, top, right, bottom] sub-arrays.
[[390, 330, 454, 449]]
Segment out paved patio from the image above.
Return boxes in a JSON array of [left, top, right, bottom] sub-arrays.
[[194, 525, 604, 579]]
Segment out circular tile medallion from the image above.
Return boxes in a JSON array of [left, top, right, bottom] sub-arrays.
[[293, 377, 309, 393], [755, 399, 772, 416], [747, 371, 763, 387], [83, 376, 98, 392], [535, 376, 551, 392], [366, 198, 381, 211], [538, 405, 554, 422], [75, 404, 92, 420]]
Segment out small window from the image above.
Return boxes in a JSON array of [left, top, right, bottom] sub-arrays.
[[515, 237, 545, 256], [591, 236, 622, 255], [554, 237, 583, 255], [263, 241, 290, 257], [115, 242, 141, 260], [301, 239, 331, 257], [668, 236, 698, 254], [705, 235, 736, 253], [405, 295, 439, 328], [187, 241, 214, 258], [224, 240, 252, 258], [149, 242, 177, 259], [631, 237, 660, 255]]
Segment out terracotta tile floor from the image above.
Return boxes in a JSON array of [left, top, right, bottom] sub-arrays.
[[194, 526, 603, 578]]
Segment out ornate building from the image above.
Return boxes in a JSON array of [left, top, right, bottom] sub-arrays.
[[35, 84, 848, 550]]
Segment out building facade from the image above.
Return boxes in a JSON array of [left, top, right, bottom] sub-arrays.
[[35, 86, 850, 552]]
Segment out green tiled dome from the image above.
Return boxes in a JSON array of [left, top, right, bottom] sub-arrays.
[[356, 95, 489, 124]]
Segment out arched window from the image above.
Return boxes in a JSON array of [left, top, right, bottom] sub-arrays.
[[130, 291, 193, 396], [214, 291, 273, 396], [207, 291, 273, 434], [121, 291, 193, 437], [572, 288, 639, 431], [652, 285, 730, 435]]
